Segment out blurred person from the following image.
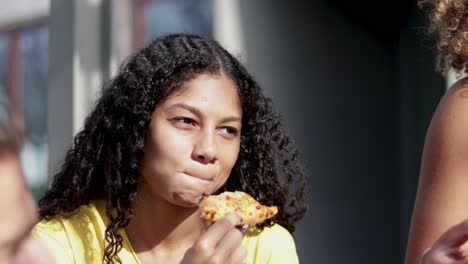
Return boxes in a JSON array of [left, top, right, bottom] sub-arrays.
[[405, 0, 468, 263], [0, 106, 52, 264], [33, 34, 307, 263]]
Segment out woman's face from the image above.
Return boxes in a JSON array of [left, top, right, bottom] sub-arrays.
[[139, 73, 242, 207]]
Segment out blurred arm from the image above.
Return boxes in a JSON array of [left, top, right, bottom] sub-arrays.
[[405, 79, 468, 264]]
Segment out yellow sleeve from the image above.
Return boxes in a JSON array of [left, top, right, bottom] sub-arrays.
[[32, 220, 75, 263], [244, 224, 299, 264], [262, 225, 299, 264]]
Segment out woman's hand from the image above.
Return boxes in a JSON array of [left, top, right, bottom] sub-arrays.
[[181, 212, 247, 264], [422, 219, 468, 264]]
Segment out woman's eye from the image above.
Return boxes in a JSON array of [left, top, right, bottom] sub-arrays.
[[220, 127, 239, 136], [178, 117, 193, 124], [173, 117, 196, 126]]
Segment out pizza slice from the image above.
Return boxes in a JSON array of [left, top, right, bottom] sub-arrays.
[[199, 191, 278, 225]]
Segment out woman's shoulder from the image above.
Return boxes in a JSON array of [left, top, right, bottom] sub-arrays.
[[34, 200, 106, 232], [443, 76, 468, 105], [243, 223, 299, 264], [245, 223, 296, 249], [34, 200, 139, 263], [428, 77, 468, 140], [32, 201, 108, 263]]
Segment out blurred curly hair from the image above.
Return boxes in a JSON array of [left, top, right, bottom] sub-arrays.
[[420, 0, 468, 75], [38, 34, 307, 264]]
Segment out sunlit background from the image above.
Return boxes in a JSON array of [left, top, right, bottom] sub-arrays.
[[0, 0, 447, 263], [0, 0, 217, 200], [0, 0, 49, 197]]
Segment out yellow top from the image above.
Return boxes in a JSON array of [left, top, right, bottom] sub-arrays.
[[32, 201, 299, 264]]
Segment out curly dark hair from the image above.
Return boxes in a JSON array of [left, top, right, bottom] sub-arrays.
[[419, 0, 468, 75], [38, 34, 307, 263]]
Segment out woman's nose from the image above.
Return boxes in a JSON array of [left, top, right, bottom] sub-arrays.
[[192, 131, 217, 164]]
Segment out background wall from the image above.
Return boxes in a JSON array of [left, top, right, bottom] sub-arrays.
[[236, 1, 445, 263]]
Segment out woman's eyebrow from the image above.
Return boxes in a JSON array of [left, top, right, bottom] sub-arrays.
[[167, 103, 241, 123], [220, 116, 241, 123], [167, 103, 202, 116]]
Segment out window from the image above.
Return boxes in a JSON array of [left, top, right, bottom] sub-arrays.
[[0, 23, 49, 200], [134, 0, 213, 49]]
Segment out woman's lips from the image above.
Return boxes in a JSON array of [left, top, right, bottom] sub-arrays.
[[182, 172, 214, 182]]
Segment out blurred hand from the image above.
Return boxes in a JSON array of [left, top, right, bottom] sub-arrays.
[[0, 149, 53, 264], [0, 105, 52, 264], [422, 219, 468, 264], [181, 212, 247, 264]]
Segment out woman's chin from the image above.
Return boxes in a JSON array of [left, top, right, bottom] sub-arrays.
[[173, 192, 204, 207]]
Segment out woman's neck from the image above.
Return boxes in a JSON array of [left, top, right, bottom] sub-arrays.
[[125, 188, 204, 257]]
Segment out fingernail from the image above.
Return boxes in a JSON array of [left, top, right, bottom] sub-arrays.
[[239, 224, 249, 235], [234, 211, 244, 223]]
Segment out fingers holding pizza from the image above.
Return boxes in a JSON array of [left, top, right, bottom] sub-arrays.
[[182, 191, 278, 264], [182, 212, 247, 264]]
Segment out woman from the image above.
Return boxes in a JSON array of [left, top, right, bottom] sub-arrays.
[[405, 0, 468, 263], [33, 34, 307, 263]]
